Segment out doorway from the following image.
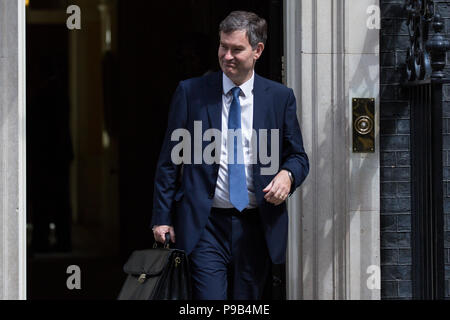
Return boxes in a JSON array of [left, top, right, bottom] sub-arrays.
[[116, 0, 285, 300], [26, 0, 284, 299]]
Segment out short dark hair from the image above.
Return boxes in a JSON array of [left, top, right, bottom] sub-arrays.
[[219, 11, 267, 49]]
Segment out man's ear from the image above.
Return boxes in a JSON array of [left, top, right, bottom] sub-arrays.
[[254, 42, 265, 60]]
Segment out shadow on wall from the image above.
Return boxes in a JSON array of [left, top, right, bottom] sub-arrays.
[[296, 2, 381, 299]]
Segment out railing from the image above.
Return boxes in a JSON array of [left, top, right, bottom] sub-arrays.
[[404, 0, 450, 299]]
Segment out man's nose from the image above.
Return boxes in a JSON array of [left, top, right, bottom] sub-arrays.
[[224, 50, 233, 60]]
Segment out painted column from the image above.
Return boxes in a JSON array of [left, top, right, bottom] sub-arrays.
[[0, 0, 27, 299], [285, 0, 380, 299]]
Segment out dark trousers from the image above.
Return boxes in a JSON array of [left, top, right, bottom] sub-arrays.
[[188, 207, 271, 300]]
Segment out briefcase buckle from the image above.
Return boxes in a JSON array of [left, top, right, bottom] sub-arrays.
[[138, 274, 146, 283]]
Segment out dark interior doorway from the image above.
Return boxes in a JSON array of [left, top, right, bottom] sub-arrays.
[[27, 0, 284, 299], [116, 0, 285, 300]]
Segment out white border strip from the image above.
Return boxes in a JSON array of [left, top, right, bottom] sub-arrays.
[[284, 0, 303, 300]]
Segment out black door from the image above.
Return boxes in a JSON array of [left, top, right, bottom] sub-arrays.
[[117, 0, 285, 300]]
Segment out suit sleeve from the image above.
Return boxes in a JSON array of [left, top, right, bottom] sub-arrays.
[[151, 82, 188, 227], [280, 89, 309, 193]]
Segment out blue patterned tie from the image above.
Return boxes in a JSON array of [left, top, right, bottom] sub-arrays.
[[228, 87, 249, 212]]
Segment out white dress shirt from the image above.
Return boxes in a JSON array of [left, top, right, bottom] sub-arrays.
[[212, 72, 257, 209]]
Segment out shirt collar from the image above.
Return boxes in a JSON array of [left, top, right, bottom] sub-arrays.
[[222, 71, 254, 98]]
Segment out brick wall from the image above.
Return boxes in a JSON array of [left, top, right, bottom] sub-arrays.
[[441, 0, 450, 298], [444, 85, 450, 299], [380, 0, 450, 299], [380, 0, 413, 300]]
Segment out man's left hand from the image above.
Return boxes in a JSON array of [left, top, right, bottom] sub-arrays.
[[263, 170, 292, 206]]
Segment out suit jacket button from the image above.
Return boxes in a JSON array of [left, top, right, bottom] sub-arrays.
[[208, 192, 214, 199]]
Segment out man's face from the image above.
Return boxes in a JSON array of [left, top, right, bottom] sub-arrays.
[[218, 30, 264, 84]]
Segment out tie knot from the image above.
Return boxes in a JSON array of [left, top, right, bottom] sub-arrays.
[[230, 87, 241, 99]]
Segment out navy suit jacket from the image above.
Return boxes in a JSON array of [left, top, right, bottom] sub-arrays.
[[151, 71, 309, 264]]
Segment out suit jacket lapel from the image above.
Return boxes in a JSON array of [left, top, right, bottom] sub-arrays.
[[252, 73, 270, 134], [206, 71, 223, 131], [252, 73, 271, 202]]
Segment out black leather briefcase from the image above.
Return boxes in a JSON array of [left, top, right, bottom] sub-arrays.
[[117, 235, 192, 300]]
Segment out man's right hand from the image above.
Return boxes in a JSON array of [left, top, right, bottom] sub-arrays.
[[153, 225, 176, 244]]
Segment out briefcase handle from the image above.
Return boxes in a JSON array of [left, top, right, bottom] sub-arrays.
[[153, 232, 171, 249]]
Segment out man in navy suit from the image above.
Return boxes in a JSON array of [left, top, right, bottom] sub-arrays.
[[151, 11, 309, 299]]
